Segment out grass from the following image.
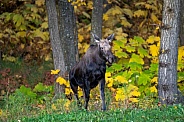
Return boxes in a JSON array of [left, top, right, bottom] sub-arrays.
[[0, 60, 184, 122], [17, 105, 184, 122]]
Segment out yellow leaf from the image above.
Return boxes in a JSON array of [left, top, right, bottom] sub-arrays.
[[105, 72, 111, 78], [51, 104, 57, 110], [130, 91, 141, 97], [56, 77, 67, 85], [51, 69, 60, 75], [115, 88, 126, 101], [65, 88, 72, 95], [150, 86, 157, 93], [134, 10, 147, 17], [151, 77, 158, 84], [78, 88, 83, 97], [178, 46, 184, 62], [151, 13, 159, 22], [115, 76, 128, 84], [35, 0, 45, 6], [122, 8, 133, 18], [149, 45, 159, 56], [129, 98, 139, 103], [107, 6, 123, 15], [78, 34, 84, 42], [107, 78, 113, 87], [147, 36, 160, 44], [45, 54, 52, 61], [103, 14, 109, 21], [121, 18, 132, 28], [127, 84, 138, 92], [20, 44, 25, 49], [17, 31, 26, 37], [41, 22, 48, 29]]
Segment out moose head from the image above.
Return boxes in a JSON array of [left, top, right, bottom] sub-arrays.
[[92, 33, 115, 64]]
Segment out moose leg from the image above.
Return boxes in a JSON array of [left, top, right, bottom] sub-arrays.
[[83, 81, 90, 110], [70, 83, 82, 108], [99, 79, 106, 110]]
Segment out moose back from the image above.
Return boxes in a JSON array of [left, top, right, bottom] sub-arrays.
[[69, 33, 115, 110]]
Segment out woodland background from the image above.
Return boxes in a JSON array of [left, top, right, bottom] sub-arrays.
[[0, 0, 184, 121]]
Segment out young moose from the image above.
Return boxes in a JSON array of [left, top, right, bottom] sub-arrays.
[[69, 33, 115, 110]]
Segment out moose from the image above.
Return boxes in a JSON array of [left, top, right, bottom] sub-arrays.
[[69, 33, 115, 110]]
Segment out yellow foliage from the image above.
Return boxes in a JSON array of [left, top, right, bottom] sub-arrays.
[[115, 76, 128, 84], [35, 0, 45, 6], [149, 45, 159, 57], [129, 98, 139, 103], [151, 77, 158, 84], [151, 13, 159, 23], [103, 14, 109, 21], [115, 84, 140, 103], [178, 46, 184, 62], [56, 77, 68, 86], [78, 34, 84, 42], [17, 31, 26, 37], [122, 9, 133, 18], [134, 10, 147, 17], [146, 36, 160, 44], [65, 87, 72, 95], [129, 91, 141, 97], [51, 104, 57, 110], [78, 88, 83, 97], [121, 18, 132, 28], [51, 69, 60, 75], [150, 86, 157, 93]]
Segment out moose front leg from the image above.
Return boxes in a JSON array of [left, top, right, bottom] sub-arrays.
[[83, 80, 90, 110], [99, 79, 106, 110]]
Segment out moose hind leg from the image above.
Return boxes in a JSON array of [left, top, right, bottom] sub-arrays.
[[70, 83, 82, 108], [99, 79, 106, 110]]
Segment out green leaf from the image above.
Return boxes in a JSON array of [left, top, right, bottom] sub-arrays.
[[149, 63, 158, 72], [115, 51, 128, 58], [134, 36, 145, 44], [138, 47, 148, 57], [111, 63, 122, 72], [138, 73, 151, 85], [129, 53, 144, 65], [19, 85, 37, 99], [13, 14, 24, 27], [113, 40, 125, 48], [128, 62, 142, 71], [126, 46, 136, 53], [33, 83, 46, 92]]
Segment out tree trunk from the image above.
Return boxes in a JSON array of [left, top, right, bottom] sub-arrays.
[[179, 0, 184, 46], [46, 0, 66, 98], [58, 0, 79, 73], [91, 0, 103, 44], [158, 0, 181, 105]]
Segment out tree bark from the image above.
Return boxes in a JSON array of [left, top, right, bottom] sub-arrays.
[[158, 0, 181, 105], [46, 0, 66, 98], [91, 0, 103, 44], [58, 0, 79, 73], [179, 0, 184, 46]]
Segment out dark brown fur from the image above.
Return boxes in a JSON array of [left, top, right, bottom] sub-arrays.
[[69, 34, 114, 110]]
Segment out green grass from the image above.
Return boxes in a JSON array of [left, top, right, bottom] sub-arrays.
[[15, 105, 184, 122]]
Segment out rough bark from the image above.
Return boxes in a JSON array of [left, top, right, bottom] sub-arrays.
[[91, 0, 103, 44], [179, 0, 184, 46], [46, 0, 66, 98], [58, 0, 79, 74], [158, 0, 182, 105]]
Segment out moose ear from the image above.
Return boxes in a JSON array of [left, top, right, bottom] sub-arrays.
[[92, 33, 100, 43], [106, 33, 115, 42]]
